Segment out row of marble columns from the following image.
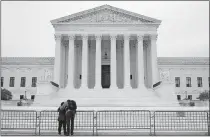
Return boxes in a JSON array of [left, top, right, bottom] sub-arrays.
[[54, 34, 158, 89]]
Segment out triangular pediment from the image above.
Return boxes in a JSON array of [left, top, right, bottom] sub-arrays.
[[51, 5, 161, 24]]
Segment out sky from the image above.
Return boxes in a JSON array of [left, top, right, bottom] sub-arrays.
[[1, 1, 209, 57]]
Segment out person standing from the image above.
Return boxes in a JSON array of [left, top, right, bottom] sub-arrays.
[[65, 100, 77, 136], [57, 102, 66, 135]]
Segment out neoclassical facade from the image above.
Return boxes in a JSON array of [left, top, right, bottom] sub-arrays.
[[52, 4, 160, 90], [1, 5, 209, 106]]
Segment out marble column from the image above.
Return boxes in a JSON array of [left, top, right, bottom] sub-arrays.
[[81, 35, 88, 89], [110, 34, 117, 89], [95, 35, 102, 89], [53, 34, 62, 86], [67, 34, 75, 89], [137, 35, 145, 88], [124, 35, 131, 89], [150, 34, 159, 85]]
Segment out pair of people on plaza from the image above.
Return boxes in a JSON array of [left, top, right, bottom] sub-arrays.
[[57, 99, 77, 136]]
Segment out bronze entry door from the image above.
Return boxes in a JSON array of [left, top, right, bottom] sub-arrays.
[[102, 65, 110, 88]]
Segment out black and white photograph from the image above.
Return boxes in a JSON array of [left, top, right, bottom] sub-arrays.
[[1, 1, 209, 136]]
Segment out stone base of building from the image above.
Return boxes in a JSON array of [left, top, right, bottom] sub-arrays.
[[33, 81, 179, 107]]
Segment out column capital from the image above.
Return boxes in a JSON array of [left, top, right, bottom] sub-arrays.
[[82, 34, 88, 40], [110, 34, 117, 40], [123, 34, 131, 40], [68, 34, 75, 40], [54, 34, 62, 40], [95, 34, 102, 41], [137, 34, 144, 41], [150, 34, 158, 40]]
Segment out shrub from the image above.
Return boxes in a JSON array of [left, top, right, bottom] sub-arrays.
[[1, 88, 13, 100], [189, 102, 195, 106], [17, 101, 22, 106], [197, 91, 209, 101]]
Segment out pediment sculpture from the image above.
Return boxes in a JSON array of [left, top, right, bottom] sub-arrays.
[[58, 10, 153, 23], [51, 5, 161, 24]]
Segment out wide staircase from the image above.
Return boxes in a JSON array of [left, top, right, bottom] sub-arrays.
[[33, 81, 179, 107]]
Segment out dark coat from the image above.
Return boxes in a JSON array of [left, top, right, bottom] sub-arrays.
[[60, 100, 77, 111], [57, 106, 66, 121], [69, 100, 77, 111], [65, 109, 76, 121]]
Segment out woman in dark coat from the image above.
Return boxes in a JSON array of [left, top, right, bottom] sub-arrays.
[[57, 102, 66, 135]]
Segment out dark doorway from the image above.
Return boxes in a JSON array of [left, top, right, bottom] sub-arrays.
[[102, 65, 110, 88]]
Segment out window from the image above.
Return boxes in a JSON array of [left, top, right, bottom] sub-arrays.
[[20, 95, 24, 100], [31, 95, 35, 100], [32, 77, 37, 87], [9, 77, 15, 87], [186, 77, 191, 87], [20, 77, 26, 87], [1, 77, 4, 87], [188, 95, 192, 100], [197, 77, 203, 87], [175, 77, 180, 87], [177, 95, 181, 100]]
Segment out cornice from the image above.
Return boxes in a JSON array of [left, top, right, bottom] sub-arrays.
[[157, 57, 209, 65], [1, 57, 54, 65], [1, 57, 209, 66]]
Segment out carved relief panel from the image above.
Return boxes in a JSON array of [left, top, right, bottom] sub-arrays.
[[59, 9, 153, 23]]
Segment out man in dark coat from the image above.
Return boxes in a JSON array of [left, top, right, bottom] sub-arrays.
[[64, 100, 77, 136], [57, 102, 66, 135]]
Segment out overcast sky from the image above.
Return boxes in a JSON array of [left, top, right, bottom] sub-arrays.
[[1, 1, 209, 57]]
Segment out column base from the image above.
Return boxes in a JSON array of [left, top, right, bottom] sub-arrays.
[[123, 86, 132, 90], [137, 84, 148, 91], [80, 85, 89, 90], [94, 86, 103, 91], [110, 86, 118, 90]]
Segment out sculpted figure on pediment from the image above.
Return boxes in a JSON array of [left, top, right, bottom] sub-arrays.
[[61, 9, 148, 23], [97, 11, 113, 22]]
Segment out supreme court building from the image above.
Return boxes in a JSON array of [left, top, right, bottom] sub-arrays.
[[52, 4, 160, 90], [2, 5, 209, 107]]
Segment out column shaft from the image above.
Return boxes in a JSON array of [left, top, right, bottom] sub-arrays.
[[81, 35, 88, 88], [53, 34, 62, 86], [137, 35, 145, 88], [150, 35, 159, 85], [67, 35, 75, 89], [95, 35, 102, 89], [110, 35, 117, 89], [124, 35, 131, 88]]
